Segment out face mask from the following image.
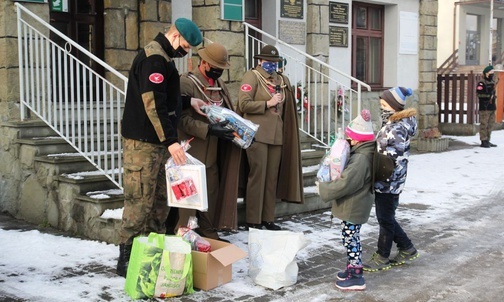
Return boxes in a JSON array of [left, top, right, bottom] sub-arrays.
[[486, 74, 494, 81], [173, 37, 188, 58], [206, 66, 224, 80], [261, 62, 277, 74], [380, 108, 394, 126]]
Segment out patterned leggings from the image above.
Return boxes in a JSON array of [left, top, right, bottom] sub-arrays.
[[341, 221, 362, 266]]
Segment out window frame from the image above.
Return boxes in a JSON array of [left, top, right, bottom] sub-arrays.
[[351, 2, 384, 89]]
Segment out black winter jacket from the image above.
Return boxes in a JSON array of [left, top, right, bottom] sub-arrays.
[[121, 33, 190, 146]]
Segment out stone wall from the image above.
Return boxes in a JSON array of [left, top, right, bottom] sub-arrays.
[[0, 2, 49, 121], [417, 0, 448, 151], [192, 1, 245, 104], [418, 0, 439, 135]]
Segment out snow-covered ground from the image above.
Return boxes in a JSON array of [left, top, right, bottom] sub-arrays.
[[1, 131, 503, 301]]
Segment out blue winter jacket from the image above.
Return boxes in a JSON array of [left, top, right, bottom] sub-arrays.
[[374, 108, 417, 194]]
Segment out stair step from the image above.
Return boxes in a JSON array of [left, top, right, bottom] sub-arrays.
[[17, 137, 77, 155], [35, 154, 97, 174], [301, 149, 326, 166], [1, 119, 57, 138], [58, 173, 119, 192]]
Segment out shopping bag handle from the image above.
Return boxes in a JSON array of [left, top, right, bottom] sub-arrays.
[[147, 232, 165, 249], [162, 251, 192, 282]]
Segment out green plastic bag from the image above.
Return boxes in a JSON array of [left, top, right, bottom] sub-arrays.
[[124, 233, 194, 299]]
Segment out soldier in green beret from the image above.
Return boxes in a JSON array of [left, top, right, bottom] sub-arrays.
[[117, 18, 204, 277]]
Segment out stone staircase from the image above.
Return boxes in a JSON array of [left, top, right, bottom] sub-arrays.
[[3, 119, 329, 244]]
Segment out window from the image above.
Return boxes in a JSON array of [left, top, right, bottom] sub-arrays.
[[222, 0, 244, 21], [352, 2, 383, 88]]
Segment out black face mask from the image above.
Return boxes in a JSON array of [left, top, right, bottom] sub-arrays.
[[486, 74, 494, 81], [206, 66, 224, 80], [172, 37, 188, 58]]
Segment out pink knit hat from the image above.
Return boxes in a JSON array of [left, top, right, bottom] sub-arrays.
[[345, 109, 375, 142]]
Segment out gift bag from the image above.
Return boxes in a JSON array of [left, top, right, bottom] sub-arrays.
[[201, 105, 259, 149], [166, 142, 208, 211], [248, 228, 309, 290], [125, 233, 194, 299], [317, 129, 350, 182]]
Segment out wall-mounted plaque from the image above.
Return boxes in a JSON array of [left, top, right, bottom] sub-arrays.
[[329, 2, 349, 24], [329, 26, 348, 47], [279, 20, 306, 45], [281, 0, 303, 20]]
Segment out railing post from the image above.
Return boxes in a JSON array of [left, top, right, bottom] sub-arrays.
[[16, 4, 25, 120]]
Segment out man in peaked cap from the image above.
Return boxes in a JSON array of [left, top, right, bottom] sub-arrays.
[[476, 65, 497, 148], [172, 42, 242, 241], [117, 18, 204, 277]]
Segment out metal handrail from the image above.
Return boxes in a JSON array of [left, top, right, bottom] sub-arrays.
[[16, 3, 127, 189], [244, 22, 370, 147]]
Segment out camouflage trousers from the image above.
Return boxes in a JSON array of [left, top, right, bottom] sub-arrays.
[[119, 138, 171, 245], [479, 110, 495, 141]]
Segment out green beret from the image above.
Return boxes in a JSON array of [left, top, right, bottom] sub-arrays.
[[483, 65, 494, 74], [175, 18, 202, 46]]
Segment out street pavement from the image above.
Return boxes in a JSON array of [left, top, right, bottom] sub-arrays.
[[1, 187, 503, 302], [1, 138, 504, 301]]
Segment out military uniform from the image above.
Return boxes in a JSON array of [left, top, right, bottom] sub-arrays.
[[176, 67, 241, 236], [120, 31, 201, 247], [116, 18, 202, 278], [237, 63, 304, 226], [476, 77, 496, 145]]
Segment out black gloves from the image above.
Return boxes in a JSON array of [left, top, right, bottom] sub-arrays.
[[208, 120, 235, 141]]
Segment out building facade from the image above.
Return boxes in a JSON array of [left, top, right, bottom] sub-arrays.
[[0, 0, 441, 135]]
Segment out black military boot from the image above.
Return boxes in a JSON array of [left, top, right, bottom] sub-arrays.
[[480, 140, 490, 148], [116, 243, 132, 277]]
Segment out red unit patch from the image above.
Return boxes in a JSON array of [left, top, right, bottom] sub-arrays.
[[149, 73, 164, 84], [241, 84, 252, 92]]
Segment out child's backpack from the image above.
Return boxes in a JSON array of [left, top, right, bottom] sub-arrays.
[[372, 143, 395, 183]]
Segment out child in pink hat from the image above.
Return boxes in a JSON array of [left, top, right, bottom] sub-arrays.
[[318, 109, 375, 291]]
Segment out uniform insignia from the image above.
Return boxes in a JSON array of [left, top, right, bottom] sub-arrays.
[[241, 84, 252, 92], [477, 85, 483, 90], [149, 73, 164, 84]]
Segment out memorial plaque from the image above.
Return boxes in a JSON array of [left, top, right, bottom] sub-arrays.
[[329, 2, 349, 24], [281, 0, 303, 20], [329, 26, 348, 47], [279, 20, 306, 45]]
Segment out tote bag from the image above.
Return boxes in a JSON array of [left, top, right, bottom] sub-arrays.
[[124, 233, 193, 299]]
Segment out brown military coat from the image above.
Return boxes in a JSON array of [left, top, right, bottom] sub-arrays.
[[237, 66, 304, 203], [177, 68, 242, 230]]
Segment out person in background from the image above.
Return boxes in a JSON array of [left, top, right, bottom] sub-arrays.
[[364, 86, 419, 272], [174, 42, 241, 241], [117, 18, 203, 277], [318, 109, 376, 291], [237, 44, 304, 230], [476, 65, 497, 148]]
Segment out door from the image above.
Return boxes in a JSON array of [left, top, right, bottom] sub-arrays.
[[245, 0, 262, 69], [49, 0, 105, 101]]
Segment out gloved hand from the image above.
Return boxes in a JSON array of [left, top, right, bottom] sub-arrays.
[[208, 120, 235, 141]]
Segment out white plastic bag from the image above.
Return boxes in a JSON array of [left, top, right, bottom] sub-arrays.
[[248, 228, 309, 290], [165, 141, 208, 211]]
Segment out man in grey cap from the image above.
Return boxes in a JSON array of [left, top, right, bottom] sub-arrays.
[[173, 42, 242, 241], [117, 18, 203, 277]]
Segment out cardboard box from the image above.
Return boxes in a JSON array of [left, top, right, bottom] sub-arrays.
[[191, 238, 247, 291]]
